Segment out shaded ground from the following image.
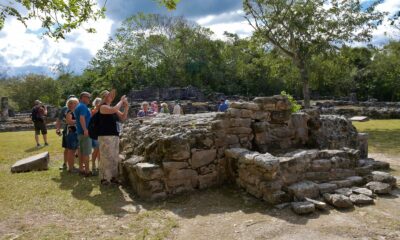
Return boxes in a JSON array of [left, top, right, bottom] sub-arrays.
[[0, 120, 399, 239]]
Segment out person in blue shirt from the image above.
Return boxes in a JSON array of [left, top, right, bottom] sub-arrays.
[[74, 92, 92, 177], [218, 99, 229, 112]]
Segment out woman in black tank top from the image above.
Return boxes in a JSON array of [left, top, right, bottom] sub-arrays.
[[98, 90, 129, 185]]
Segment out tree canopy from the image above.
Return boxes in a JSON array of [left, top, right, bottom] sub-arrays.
[[0, 0, 180, 39], [243, 0, 385, 108]]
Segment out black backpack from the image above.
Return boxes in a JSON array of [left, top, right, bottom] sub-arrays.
[[31, 107, 40, 122], [88, 112, 100, 140]]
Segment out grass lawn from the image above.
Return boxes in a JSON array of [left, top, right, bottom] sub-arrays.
[[0, 130, 177, 240], [0, 120, 398, 239], [353, 119, 400, 156]]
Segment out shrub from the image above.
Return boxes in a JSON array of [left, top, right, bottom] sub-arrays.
[[281, 91, 301, 113]]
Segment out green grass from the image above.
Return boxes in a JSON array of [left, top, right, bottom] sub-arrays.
[[0, 130, 177, 240], [353, 119, 400, 156]]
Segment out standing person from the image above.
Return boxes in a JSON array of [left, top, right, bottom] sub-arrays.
[[56, 95, 76, 170], [91, 97, 102, 175], [31, 100, 48, 147], [173, 101, 183, 115], [151, 101, 159, 114], [98, 90, 129, 185], [159, 102, 170, 114], [65, 97, 80, 173], [218, 99, 229, 112], [74, 92, 92, 177], [137, 101, 153, 117]]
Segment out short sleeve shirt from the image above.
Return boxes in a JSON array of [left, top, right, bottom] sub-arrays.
[[74, 103, 91, 135]]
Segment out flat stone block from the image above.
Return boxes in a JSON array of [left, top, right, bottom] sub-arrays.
[[135, 163, 164, 180], [190, 149, 217, 169], [291, 201, 315, 215], [288, 180, 319, 200], [11, 152, 49, 173]]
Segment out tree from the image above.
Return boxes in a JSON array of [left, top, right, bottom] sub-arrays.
[[0, 0, 180, 39], [243, 0, 384, 108]]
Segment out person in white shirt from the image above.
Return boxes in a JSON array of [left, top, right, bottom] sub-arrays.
[[173, 101, 183, 115]]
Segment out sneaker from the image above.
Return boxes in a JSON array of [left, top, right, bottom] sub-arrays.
[[36, 143, 41, 147], [59, 163, 67, 170], [44, 143, 49, 146], [92, 169, 99, 176]]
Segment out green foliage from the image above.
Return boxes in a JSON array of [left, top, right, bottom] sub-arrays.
[[0, 0, 178, 39], [280, 91, 301, 113], [4, 74, 61, 111], [243, 0, 385, 107]]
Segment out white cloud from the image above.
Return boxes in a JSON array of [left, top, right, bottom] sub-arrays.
[[0, 16, 114, 75], [195, 10, 253, 39]]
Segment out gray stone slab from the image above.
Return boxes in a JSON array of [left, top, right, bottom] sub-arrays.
[[11, 152, 49, 173]]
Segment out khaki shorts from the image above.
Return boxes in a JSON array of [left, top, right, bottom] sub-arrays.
[[78, 135, 92, 156]]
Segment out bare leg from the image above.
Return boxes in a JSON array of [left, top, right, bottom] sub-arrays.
[[82, 155, 90, 174], [67, 149, 75, 171], [79, 153, 84, 172], [63, 148, 68, 164], [35, 134, 39, 145], [91, 148, 99, 171], [43, 134, 48, 144]]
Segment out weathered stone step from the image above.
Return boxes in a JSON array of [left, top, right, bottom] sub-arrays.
[[11, 152, 49, 173]]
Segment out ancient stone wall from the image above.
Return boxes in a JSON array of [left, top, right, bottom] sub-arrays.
[[119, 95, 374, 202]]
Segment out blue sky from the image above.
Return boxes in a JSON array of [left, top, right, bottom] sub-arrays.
[[0, 0, 399, 77]]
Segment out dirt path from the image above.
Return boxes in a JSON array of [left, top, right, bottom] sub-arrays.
[[170, 153, 400, 240]]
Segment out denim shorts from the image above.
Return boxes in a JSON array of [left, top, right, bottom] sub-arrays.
[[92, 139, 99, 148], [66, 131, 78, 150]]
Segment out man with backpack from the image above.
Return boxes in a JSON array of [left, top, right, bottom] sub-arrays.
[[32, 100, 48, 147]]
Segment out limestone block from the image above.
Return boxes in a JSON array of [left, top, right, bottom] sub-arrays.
[[252, 111, 270, 121], [330, 157, 352, 169], [357, 133, 369, 159], [329, 179, 353, 188], [245, 184, 263, 199], [190, 149, 217, 169], [165, 169, 199, 190], [230, 102, 260, 111], [304, 198, 328, 210], [225, 134, 239, 145], [198, 171, 219, 189], [241, 109, 253, 118], [226, 127, 252, 134], [347, 176, 364, 186], [334, 188, 353, 197], [305, 172, 332, 182], [323, 193, 353, 209], [318, 183, 338, 194], [352, 187, 374, 198], [311, 159, 332, 172], [366, 181, 391, 194], [349, 194, 374, 205], [330, 169, 356, 180], [199, 163, 216, 175], [369, 171, 397, 187], [135, 163, 164, 180], [355, 165, 374, 176], [259, 180, 283, 194], [291, 202, 315, 215], [11, 152, 49, 173], [230, 118, 252, 128], [263, 190, 290, 204], [163, 136, 190, 161], [288, 180, 319, 200], [162, 162, 189, 173], [270, 110, 291, 123], [227, 108, 242, 118]]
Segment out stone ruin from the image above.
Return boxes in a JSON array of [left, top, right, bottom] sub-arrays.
[[119, 95, 397, 214]]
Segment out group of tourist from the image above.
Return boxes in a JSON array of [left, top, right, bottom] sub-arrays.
[[135, 98, 229, 117], [136, 100, 183, 117], [51, 90, 129, 185], [32, 93, 229, 186]]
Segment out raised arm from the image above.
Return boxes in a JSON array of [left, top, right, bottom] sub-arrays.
[[116, 100, 129, 122]]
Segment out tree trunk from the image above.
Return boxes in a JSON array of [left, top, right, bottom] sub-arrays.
[[298, 60, 311, 108]]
